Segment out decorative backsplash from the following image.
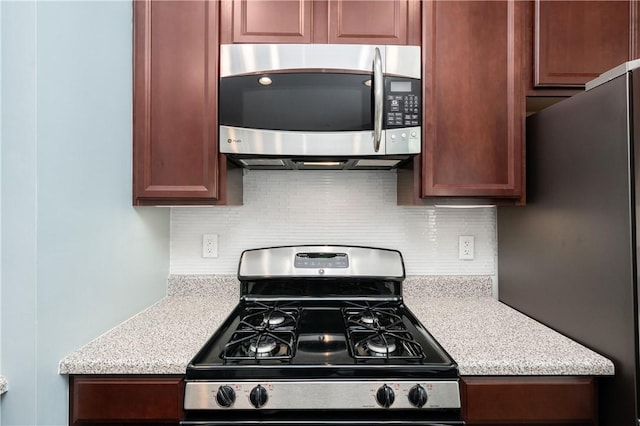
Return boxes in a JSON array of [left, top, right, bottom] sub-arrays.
[[170, 170, 497, 276]]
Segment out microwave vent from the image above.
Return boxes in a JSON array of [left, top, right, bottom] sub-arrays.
[[354, 159, 402, 168], [239, 159, 287, 168], [294, 161, 346, 170]]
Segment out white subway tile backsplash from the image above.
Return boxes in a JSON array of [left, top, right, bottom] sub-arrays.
[[170, 170, 496, 275]]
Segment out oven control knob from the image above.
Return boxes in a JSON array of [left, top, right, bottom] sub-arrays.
[[408, 384, 428, 408], [375, 384, 395, 408], [216, 385, 236, 408], [249, 385, 268, 408]]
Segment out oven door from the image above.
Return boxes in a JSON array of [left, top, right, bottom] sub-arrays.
[[181, 409, 464, 425], [182, 419, 463, 425], [182, 423, 463, 426]]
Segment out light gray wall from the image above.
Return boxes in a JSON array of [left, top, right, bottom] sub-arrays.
[[2, 2, 38, 422], [1, 2, 170, 425], [0, 0, 3, 422]]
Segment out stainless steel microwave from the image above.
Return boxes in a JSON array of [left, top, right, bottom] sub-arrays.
[[219, 44, 421, 170]]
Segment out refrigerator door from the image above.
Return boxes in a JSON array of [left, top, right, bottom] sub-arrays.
[[498, 71, 636, 425]]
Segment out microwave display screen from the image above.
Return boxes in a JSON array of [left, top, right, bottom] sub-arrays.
[[390, 81, 412, 92], [220, 73, 373, 132]]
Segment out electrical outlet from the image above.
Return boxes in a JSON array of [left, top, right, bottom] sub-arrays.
[[459, 235, 474, 260], [202, 234, 218, 258]]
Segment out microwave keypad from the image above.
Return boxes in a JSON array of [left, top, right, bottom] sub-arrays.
[[386, 94, 420, 128]]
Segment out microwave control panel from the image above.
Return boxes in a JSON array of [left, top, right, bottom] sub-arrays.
[[384, 78, 421, 129]]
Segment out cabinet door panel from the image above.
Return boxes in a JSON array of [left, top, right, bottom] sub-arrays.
[[133, 0, 220, 203], [535, 0, 636, 87], [222, 0, 313, 43], [221, 0, 420, 45], [328, 0, 420, 45], [462, 376, 596, 424], [70, 376, 184, 423], [421, 0, 524, 199]]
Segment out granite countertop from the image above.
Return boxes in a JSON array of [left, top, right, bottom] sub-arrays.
[[0, 375, 7, 395], [59, 276, 239, 375], [59, 275, 614, 376], [404, 295, 613, 375]]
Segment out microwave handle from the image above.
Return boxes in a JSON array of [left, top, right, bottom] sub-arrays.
[[373, 47, 383, 153]]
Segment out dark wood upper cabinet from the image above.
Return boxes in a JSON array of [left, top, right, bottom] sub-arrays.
[[133, 0, 242, 206], [220, 0, 314, 43], [327, 0, 421, 45], [220, 0, 420, 45], [533, 0, 640, 89], [399, 0, 525, 204]]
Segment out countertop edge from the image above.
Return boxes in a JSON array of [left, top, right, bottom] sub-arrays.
[[0, 375, 7, 395]]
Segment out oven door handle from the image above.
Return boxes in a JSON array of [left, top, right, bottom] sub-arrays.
[[373, 46, 383, 153]]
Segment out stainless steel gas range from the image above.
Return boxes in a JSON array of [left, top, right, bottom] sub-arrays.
[[182, 245, 462, 425]]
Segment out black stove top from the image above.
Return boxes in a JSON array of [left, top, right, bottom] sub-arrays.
[[186, 298, 457, 380]]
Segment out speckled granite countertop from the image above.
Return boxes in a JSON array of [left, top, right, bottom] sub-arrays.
[[0, 375, 7, 395], [59, 275, 614, 376], [59, 276, 240, 375]]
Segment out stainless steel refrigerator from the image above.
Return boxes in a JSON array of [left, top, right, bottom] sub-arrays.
[[498, 61, 640, 426]]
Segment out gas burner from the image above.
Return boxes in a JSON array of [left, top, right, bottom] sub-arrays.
[[262, 313, 286, 326], [357, 335, 398, 356], [221, 330, 296, 361], [239, 302, 300, 331], [343, 301, 405, 330], [248, 336, 279, 356], [351, 311, 401, 328], [349, 329, 425, 361], [358, 314, 376, 325]]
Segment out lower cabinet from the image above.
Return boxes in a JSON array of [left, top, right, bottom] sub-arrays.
[[461, 376, 597, 426], [69, 374, 596, 425], [69, 375, 184, 425]]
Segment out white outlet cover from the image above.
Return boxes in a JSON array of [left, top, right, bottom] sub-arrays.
[[458, 235, 474, 260], [202, 234, 218, 258]]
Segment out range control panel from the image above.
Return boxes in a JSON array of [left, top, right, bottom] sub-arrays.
[[184, 380, 461, 410], [385, 78, 421, 129], [294, 252, 349, 269]]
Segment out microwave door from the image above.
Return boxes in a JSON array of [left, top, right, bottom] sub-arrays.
[[219, 72, 375, 134], [218, 44, 421, 164]]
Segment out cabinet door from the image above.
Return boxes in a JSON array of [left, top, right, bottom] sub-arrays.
[[220, 0, 314, 43], [133, 0, 241, 205], [535, 0, 640, 88], [220, 0, 420, 45], [419, 0, 525, 201], [327, 0, 421, 45], [462, 377, 596, 425], [70, 375, 184, 425]]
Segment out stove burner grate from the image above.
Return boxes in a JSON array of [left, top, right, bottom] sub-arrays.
[[220, 301, 300, 362], [343, 301, 425, 361], [351, 330, 424, 359], [249, 336, 279, 355], [221, 329, 295, 361], [343, 301, 405, 330], [239, 301, 300, 331]]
